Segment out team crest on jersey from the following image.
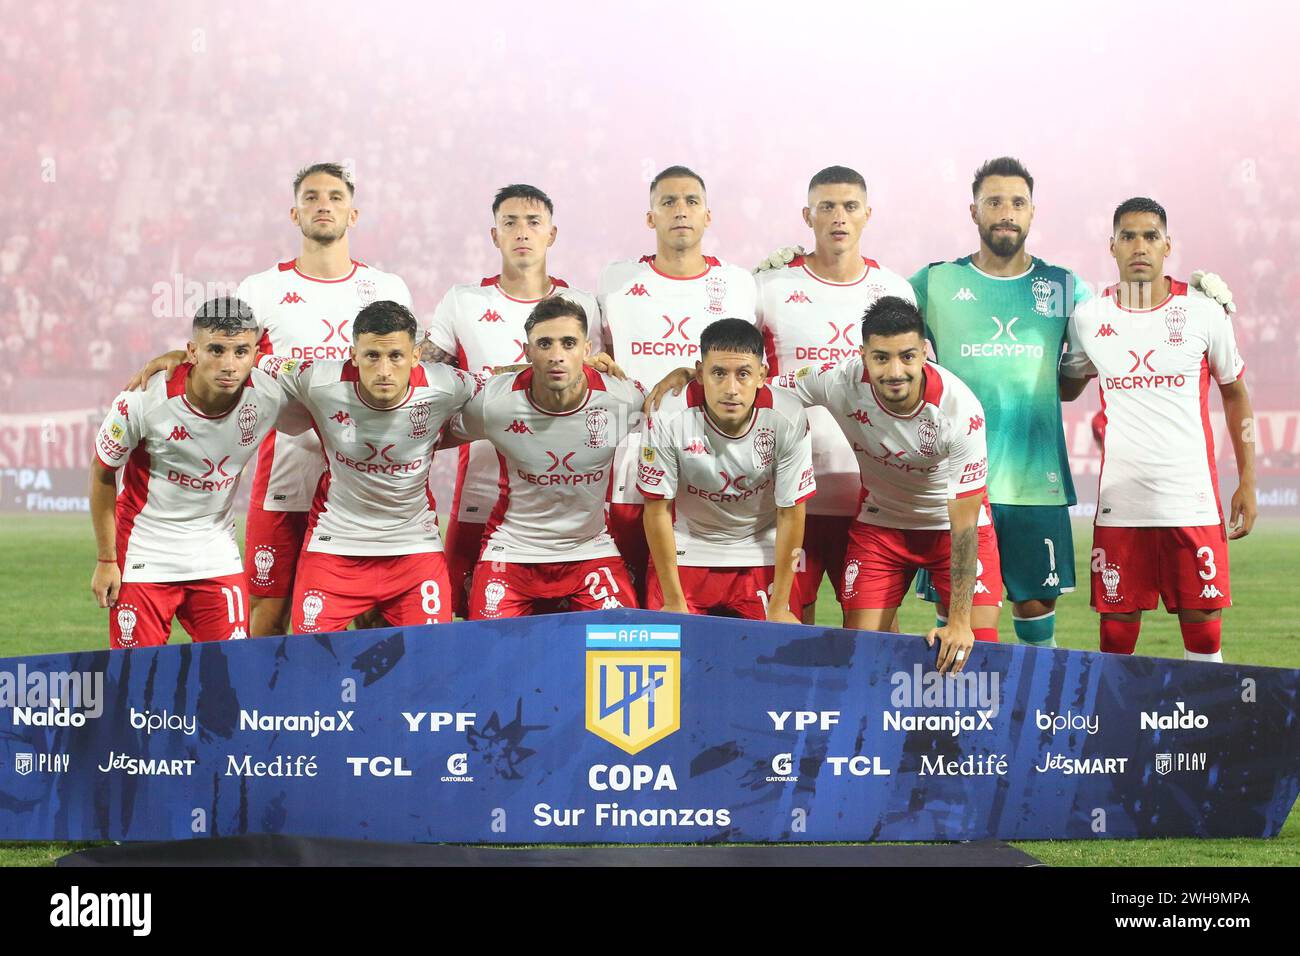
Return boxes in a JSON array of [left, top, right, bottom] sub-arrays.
[[1100, 563, 1122, 604], [843, 560, 860, 598], [916, 418, 939, 457], [753, 427, 776, 468], [585, 624, 681, 755], [252, 546, 276, 587], [865, 282, 888, 300], [704, 275, 727, 315], [300, 590, 327, 632], [1164, 306, 1187, 345], [1031, 277, 1055, 316], [585, 407, 610, 448], [115, 603, 140, 646], [409, 402, 432, 439], [482, 579, 508, 618], [355, 278, 378, 306], [237, 404, 259, 446]]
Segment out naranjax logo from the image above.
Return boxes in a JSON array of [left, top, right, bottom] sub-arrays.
[[882, 664, 1001, 736], [1, 666, 104, 720]]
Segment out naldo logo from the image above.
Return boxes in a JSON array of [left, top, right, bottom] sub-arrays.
[[767, 753, 798, 783]]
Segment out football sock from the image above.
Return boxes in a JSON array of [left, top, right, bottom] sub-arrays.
[[973, 627, 999, 643], [1013, 611, 1057, 647], [1099, 618, 1141, 654], [1181, 619, 1223, 661]]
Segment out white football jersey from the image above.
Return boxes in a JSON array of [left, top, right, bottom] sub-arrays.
[[637, 383, 815, 567], [596, 255, 758, 505], [236, 259, 419, 513], [427, 275, 600, 524], [452, 367, 645, 563], [256, 356, 480, 556], [780, 358, 991, 530], [95, 365, 292, 582], [756, 255, 915, 516], [1061, 279, 1245, 527]]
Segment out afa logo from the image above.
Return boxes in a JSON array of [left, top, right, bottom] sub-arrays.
[[585, 624, 681, 755]]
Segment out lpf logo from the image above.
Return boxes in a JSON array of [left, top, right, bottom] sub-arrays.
[[753, 428, 776, 468], [252, 546, 275, 587], [300, 590, 327, 631], [355, 277, 378, 305], [704, 275, 727, 315], [1155, 753, 1172, 775], [409, 402, 431, 439], [14, 753, 33, 776], [116, 603, 140, 647], [585, 407, 610, 448], [1165, 306, 1187, 345], [916, 418, 939, 457], [585, 624, 681, 755], [1031, 277, 1055, 316], [237, 404, 259, 446]]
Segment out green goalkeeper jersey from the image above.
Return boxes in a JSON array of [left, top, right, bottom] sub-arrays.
[[909, 256, 1090, 507]]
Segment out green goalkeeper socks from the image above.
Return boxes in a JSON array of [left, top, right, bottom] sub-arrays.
[[1014, 612, 1057, 648]]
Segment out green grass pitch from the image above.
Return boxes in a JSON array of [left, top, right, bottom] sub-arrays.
[[2, 513, 1297, 866]]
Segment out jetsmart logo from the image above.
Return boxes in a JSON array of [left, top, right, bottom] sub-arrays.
[[1, 665, 104, 720], [239, 709, 354, 737], [50, 886, 151, 936], [882, 664, 1000, 735], [1140, 701, 1209, 731]]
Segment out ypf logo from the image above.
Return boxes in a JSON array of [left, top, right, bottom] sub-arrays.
[[237, 404, 259, 446], [585, 624, 681, 755]]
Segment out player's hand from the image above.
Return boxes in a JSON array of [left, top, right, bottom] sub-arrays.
[[925, 621, 974, 674], [642, 367, 695, 416], [1228, 483, 1257, 539], [765, 604, 801, 625], [586, 353, 626, 379], [753, 245, 805, 273], [1190, 270, 1236, 314], [490, 363, 528, 375], [92, 561, 121, 608], [126, 350, 187, 391]]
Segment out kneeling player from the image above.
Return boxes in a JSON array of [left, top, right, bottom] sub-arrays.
[[1060, 198, 1255, 661], [91, 298, 299, 648], [451, 297, 645, 618], [638, 319, 813, 622]]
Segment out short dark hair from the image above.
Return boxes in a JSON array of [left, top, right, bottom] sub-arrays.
[[808, 165, 867, 194], [650, 165, 706, 196], [293, 162, 354, 198], [699, 318, 764, 361], [861, 296, 926, 343], [353, 300, 418, 341], [193, 297, 258, 337], [972, 156, 1033, 199], [524, 296, 588, 337], [493, 184, 554, 217], [1112, 196, 1168, 231]]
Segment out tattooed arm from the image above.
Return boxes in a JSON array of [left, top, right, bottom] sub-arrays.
[[926, 494, 982, 673], [420, 335, 458, 366]]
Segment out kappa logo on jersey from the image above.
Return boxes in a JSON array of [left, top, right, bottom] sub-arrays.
[[849, 409, 873, 426], [917, 418, 939, 457], [625, 283, 650, 297], [505, 419, 534, 435], [546, 451, 577, 473], [967, 414, 984, 435], [330, 410, 353, 426], [1200, 584, 1225, 599], [1096, 324, 1118, 337], [280, 292, 306, 304], [683, 437, 708, 455], [1165, 306, 1187, 345], [705, 275, 727, 314], [167, 426, 192, 442], [973, 559, 991, 594], [952, 288, 977, 302], [321, 319, 350, 344], [237, 404, 259, 446], [480, 308, 503, 323], [115, 399, 130, 419], [785, 290, 812, 304]]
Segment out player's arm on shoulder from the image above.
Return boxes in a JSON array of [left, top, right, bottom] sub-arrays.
[[1058, 315, 1097, 402], [643, 366, 696, 416], [779, 361, 833, 409], [1219, 376, 1257, 539], [1190, 270, 1236, 313], [125, 348, 187, 391]]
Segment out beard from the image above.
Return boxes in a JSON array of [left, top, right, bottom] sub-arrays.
[[301, 221, 346, 245], [979, 222, 1026, 258]]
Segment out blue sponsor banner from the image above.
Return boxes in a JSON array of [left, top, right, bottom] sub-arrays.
[[1, 610, 1298, 843]]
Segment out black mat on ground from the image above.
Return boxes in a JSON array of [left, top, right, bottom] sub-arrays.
[[57, 835, 1042, 867]]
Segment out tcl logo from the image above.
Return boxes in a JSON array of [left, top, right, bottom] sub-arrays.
[[346, 756, 411, 777]]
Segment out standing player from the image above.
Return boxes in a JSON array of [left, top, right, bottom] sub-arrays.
[[1060, 198, 1255, 662], [236, 162, 420, 636], [597, 165, 758, 592], [638, 319, 814, 623], [255, 300, 481, 634], [451, 298, 644, 619], [425, 185, 600, 617], [754, 166, 915, 623], [90, 299, 297, 648]]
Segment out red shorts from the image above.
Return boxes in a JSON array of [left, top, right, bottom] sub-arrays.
[[244, 504, 309, 599], [111, 572, 250, 649], [608, 502, 649, 592], [443, 517, 485, 619], [841, 521, 1003, 611], [794, 513, 854, 608], [291, 551, 453, 633], [647, 564, 797, 620], [468, 557, 638, 619], [1090, 525, 1231, 614]]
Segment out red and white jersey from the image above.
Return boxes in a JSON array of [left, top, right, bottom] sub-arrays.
[[256, 356, 480, 556], [237, 259, 419, 514], [637, 382, 815, 567], [781, 358, 991, 530], [427, 275, 600, 524], [756, 255, 915, 516], [94, 365, 292, 582], [452, 367, 645, 563], [1061, 279, 1246, 527], [596, 255, 758, 504]]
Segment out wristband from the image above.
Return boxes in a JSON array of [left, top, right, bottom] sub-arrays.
[[97, 558, 118, 563]]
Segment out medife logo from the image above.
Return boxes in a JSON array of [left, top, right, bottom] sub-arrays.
[[2, 665, 104, 721]]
